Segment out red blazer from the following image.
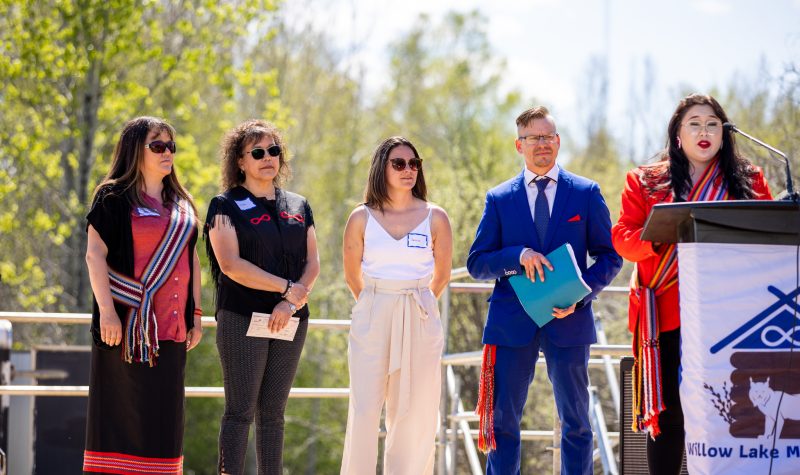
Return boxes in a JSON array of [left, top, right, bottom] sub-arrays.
[[612, 161, 773, 333]]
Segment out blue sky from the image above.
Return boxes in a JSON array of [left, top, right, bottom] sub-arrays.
[[287, 0, 800, 159]]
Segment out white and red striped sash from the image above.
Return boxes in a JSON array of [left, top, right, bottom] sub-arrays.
[[108, 200, 195, 365]]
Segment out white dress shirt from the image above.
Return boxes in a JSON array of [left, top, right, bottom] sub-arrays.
[[519, 164, 560, 262], [523, 163, 559, 218]]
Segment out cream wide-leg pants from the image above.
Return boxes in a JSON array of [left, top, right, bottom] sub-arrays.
[[340, 275, 444, 475]]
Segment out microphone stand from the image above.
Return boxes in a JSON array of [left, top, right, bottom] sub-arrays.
[[724, 122, 798, 202]]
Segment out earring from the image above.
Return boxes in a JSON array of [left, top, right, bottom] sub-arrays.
[[676, 137, 682, 149]]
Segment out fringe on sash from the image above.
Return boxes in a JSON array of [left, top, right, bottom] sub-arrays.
[[123, 305, 159, 366], [476, 344, 497, 453], [629, 158, 727, 440], [632, 286, 664, 439]]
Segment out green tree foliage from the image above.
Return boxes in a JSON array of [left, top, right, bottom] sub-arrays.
[[0, 0, 278, 314], [718, 66, 800, 197], [1, 1, 284, 472]]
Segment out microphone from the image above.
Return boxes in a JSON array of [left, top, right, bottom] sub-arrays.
[[723, 122, 797, 201]]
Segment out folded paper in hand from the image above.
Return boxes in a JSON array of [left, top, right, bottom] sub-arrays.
[[509, 243, 592, 327], [247, 312, 300, 341]]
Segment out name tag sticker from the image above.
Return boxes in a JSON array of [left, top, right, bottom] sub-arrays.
[[135, 207, 160, 217], [235, 198, 256, 210], [407, 233, 428, 248]]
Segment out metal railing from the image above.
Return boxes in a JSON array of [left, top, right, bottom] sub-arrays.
[[0, 266, 632, 475]]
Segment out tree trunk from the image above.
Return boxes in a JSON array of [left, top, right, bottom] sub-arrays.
[[66, 57, 102, 311]]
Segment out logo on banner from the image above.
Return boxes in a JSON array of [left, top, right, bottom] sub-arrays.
[[705, 285, 800, 440]]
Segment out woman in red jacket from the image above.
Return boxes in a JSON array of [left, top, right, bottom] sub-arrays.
[[612, 93, 772, 475]]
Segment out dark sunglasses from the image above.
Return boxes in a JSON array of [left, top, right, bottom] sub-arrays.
[[145, 140, 176, 154], [389, 157, 423, 171], [247, 145, 282, 160]]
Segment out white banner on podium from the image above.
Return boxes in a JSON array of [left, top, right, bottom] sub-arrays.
[[679, 243, 800, 475]]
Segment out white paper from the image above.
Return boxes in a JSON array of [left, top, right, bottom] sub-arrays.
[[246, 312, 299, 341], [234, 197, 256, 210]]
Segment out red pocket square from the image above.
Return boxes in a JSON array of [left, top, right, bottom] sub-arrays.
[[568, 214, 581, 222]]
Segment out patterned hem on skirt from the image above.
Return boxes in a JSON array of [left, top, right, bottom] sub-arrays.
[[83, 450, 183, 474]]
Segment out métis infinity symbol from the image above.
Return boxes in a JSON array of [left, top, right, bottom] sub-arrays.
[[250, 214, 272, 225], [760, 325, 800, 347], [280, 211, 304, 222]]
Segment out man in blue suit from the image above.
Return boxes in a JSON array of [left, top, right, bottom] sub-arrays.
[[467, 106, 622, 474]]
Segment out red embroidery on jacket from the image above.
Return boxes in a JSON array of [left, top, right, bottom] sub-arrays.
[[250, 214, 271, 225], [280, 211, 304, 223]]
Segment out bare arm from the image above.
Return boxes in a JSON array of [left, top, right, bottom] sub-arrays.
[[429, 206, 453, 298], [207, 215, 291, 292], [85, 225, 122, 346], [342, 206, 367, 300]]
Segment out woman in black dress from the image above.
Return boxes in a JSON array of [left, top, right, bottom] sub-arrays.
[[83, 116, 202, 474]]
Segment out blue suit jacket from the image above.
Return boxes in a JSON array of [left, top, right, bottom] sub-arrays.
[[467, 168, 622, 347]]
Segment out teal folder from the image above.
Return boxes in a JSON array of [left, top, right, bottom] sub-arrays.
[[508, 243, 592, 327]]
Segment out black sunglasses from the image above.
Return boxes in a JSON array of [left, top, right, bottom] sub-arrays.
[[389, 157, 422, 171], [247, 145, 282, 160], [145, 140, 176, 154]]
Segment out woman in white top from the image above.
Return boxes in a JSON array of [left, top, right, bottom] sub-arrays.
[[341, 136, 453, 475]]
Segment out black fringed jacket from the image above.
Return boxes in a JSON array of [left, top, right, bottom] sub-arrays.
[[204, 186, 314, 319]]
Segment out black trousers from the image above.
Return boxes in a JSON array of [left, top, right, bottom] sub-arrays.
[[216, 310, 308, 475], [647, 328, 685, 475]]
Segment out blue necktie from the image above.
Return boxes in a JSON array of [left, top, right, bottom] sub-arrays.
[[534, 177, 551, 245]]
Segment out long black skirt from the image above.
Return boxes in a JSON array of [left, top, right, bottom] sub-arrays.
[[83, 341, 186, 474]]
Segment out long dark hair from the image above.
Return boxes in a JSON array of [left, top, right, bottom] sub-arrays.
[[219, 119, 290, 191], [656, 93, 755, 200], [364, 136, 427, 212], [92, 116, 197, 215]]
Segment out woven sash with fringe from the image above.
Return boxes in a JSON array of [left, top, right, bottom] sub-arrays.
[[108, 200, 196, 366], [631, 159, 728, 437], [476, 344, 497, 452]]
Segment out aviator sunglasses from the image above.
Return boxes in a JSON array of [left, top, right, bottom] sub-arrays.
[[247, 144, 282, 160], [389, 157, 423, 171], [145, 140, 176, 154]]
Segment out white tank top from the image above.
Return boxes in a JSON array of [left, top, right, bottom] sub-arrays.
[[361, 207, 435, 280]]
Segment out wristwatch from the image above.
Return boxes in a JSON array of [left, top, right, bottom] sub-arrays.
[[285, 300, 297, 314]]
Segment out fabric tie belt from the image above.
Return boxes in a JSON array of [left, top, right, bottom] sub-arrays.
[[363, 275, 436, 419]]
